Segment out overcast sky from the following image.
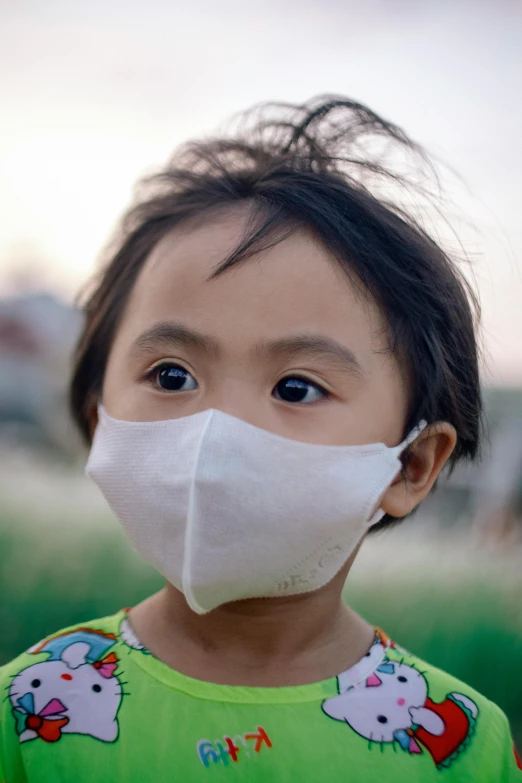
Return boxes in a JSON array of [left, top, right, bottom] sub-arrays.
[[1, 0, 521, 382]]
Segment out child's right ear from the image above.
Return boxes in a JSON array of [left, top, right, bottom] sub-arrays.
[[380, 421, 457, 519]]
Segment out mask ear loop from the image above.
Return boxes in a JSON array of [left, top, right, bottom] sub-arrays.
[[398, 419, 428, 451], [367, 420, 429, 527]]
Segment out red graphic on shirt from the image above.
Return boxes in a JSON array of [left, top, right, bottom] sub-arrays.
[[224, 736, 240, 762], [197, 726, 273, 767], [322, 649, 479, 771], [244, 726, 273, 753], [413, 696, 471, 767]]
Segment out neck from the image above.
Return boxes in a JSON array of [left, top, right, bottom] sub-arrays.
[[128, 574, 375, 686]]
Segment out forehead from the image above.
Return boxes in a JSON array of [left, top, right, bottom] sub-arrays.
[[118, 208, 388, 350]]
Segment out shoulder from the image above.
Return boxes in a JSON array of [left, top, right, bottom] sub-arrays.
[[0, 611, 127, 773], [384, 641, 521, 777], [386, 642, 501, 721], [0, 611, 124, 681], [0, 611, 125, 721]]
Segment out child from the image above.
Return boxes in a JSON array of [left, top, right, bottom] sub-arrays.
[[1, 95, 520, 782]]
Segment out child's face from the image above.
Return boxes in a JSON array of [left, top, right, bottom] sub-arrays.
[[101, 207, 408, 449]]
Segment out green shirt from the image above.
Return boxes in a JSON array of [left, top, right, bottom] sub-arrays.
[[1, 610, 520, 782]]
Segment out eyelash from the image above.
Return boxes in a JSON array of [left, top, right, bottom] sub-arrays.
[[143, 362, 330, 404]]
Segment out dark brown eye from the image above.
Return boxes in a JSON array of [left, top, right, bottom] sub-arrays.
[[273, 377, 326, 404], [150, 364, 198, 392]]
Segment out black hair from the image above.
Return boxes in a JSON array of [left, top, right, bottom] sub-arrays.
[[70, 95, 482, 529]]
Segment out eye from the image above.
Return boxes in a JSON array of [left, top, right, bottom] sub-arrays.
[[377, 715, 388, 724], [398, 675, 407, 683], [31, 679, 41, 688], [92, 684, 102, 693], [273, 376, 327, 404], [146, 363, 198, 393]]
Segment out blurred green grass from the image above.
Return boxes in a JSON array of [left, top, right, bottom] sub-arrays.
[[1, 511, 521, 745]]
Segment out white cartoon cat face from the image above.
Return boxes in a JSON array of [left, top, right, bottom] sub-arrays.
[[323, 660, 427, 743], [10, 641, 122, 744]]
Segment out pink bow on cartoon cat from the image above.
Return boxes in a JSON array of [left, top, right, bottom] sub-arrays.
[[92, 652, 118, 678]]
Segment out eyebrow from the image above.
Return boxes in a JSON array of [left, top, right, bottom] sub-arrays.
[[130, 321, 364, 377], [130, 322, 221, 358], [253, 334, 364, 377]]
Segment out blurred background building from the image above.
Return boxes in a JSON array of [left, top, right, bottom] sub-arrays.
[[0, 292, 82, 455]]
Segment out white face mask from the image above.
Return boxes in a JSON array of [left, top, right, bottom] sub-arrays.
[[86, 405, 426, 614]]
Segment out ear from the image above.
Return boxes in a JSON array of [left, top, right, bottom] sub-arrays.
[[322, 694, 349, 722], [380, 422, 457, 519], [61, 642, 90, 669]]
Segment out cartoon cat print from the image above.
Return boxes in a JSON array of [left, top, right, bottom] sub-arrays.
[[9, 631, 123, 744], [322, 657, 478, 769]]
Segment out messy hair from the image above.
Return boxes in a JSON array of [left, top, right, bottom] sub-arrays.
[[70, 95, 482, 529]]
